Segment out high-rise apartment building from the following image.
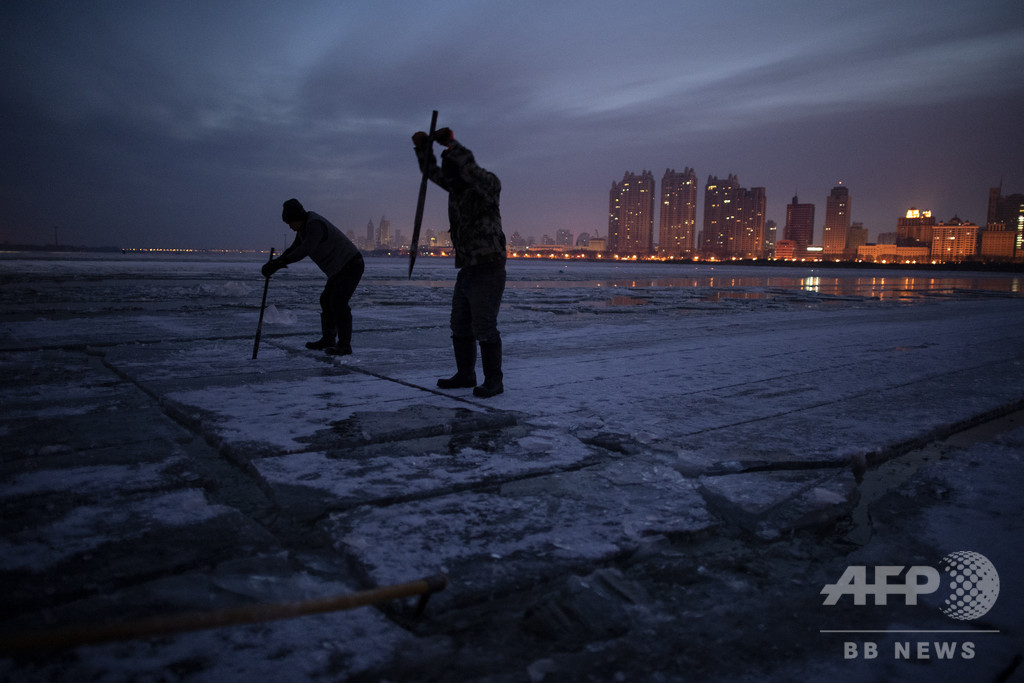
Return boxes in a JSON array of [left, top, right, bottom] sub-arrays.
[[821, 184, 851, 258], [700, 174, 766, 259], [783, 195, 815, 255], [930, 218, 979, 262], [659, 167, 698, 258], [608, 170, 655, 255], [739, 186, 767, 258]]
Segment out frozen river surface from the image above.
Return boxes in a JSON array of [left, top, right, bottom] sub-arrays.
[[1, 254, 1023, 681]]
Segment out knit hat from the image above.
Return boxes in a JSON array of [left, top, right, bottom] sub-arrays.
[[282, 198, 307, 223]]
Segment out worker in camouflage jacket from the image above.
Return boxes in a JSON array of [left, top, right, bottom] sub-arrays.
[[413, 126, 507, 398]]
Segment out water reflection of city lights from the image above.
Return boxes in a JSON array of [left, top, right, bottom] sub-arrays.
[[377, 268, 1024, 301]]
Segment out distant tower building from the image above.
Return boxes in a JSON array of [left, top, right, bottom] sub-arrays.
[[700, 175, 736, 256], [700, 174, 766, 259], [555, 228, 573, 246], [575, 232, 592, 247], [366, 219, 375, 249], [783, 195, 815, 256], [987, 186, 1024, 256], [765, 219, 778, 257], [987, 187, 1002, 226], [897, 208, 935, 247], [378, 215, 391, 249], [659, 167, 698, 258], [739, 186, 767, 259], [608, 170, 655, 255], [986, 187, 1024, 230], [822, 184, 851, 258]]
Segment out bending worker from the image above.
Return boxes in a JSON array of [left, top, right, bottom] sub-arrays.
[[262, 198, 364, 356]]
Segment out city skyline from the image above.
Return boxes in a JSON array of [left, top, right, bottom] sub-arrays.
[[588, 177, 1020, 263], [1, 2, 1022, 250]]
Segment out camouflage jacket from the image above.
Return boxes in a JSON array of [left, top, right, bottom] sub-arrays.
[[417, 141, 506, 268]]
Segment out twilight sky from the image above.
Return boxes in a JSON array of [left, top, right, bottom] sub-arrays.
[[2, 0, 1023, 250]]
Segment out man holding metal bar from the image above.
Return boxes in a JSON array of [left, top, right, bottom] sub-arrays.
[[262, 198, 364, 356], [412, 126, 507, 398]]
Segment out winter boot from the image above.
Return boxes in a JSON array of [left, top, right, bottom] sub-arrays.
[[324, 344, 352, 356], [325, 307, 355, 356], [306, 314, 336, 350], [473, 340, 503, 398], [437, 336, 477, 389]]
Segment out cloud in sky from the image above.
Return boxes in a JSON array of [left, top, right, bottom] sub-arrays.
[[2, 0, 1023, 249]]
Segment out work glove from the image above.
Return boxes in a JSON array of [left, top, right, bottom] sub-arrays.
[[261, 260, 284, 278], [432, 127, 454, 146], [412, 131, 430, 149]]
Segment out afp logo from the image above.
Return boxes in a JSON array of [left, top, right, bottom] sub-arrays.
[[821, 551, 1000, 620]]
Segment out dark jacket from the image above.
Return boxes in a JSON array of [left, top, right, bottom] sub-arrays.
[[417, 141, 505, 268], [277, 211, 360, 278]]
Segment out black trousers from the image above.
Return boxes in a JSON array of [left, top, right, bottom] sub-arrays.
[[320, 254, 364, 346], [450, 259, 505, 343]]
